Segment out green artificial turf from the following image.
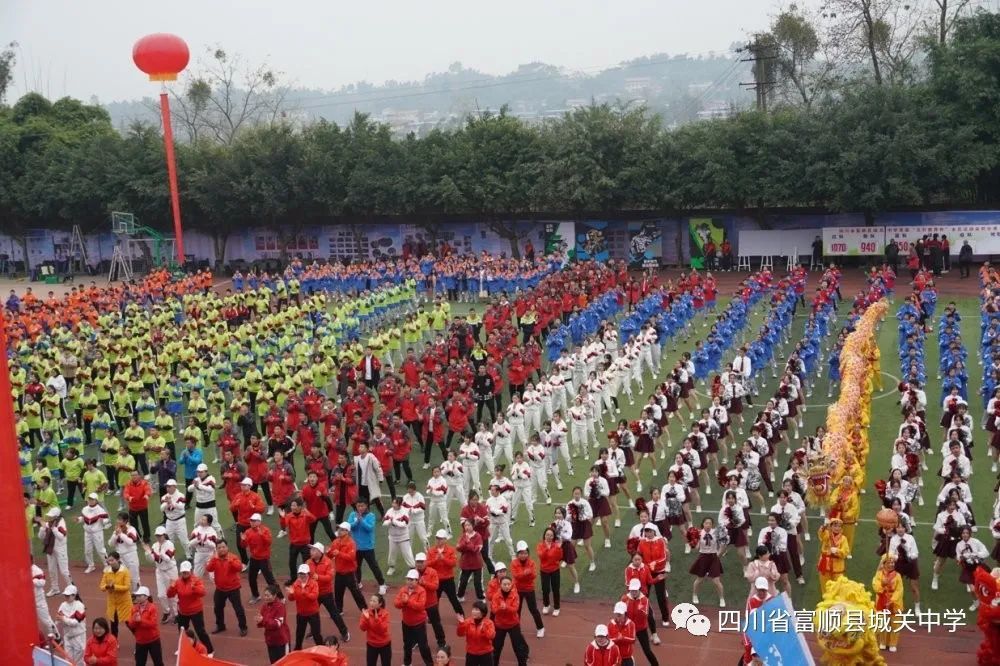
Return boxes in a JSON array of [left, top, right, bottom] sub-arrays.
[[51, 288, 989, 628]]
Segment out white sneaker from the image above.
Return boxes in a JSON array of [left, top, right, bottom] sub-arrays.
[[553, 609, 561, 616], [546, 496, 552, 505], [971, 600, 981, 611], [614, 519, 621, 528], [84, 565, 95, 574], [705, 486, 712, 496], [666, 562, 671, 573], [386, 567, 395, 576], [636, 482, 643, 492], [889, 647, 897, 653], [914, 603, 921, 614], [379, 584, 387, 595], [652, 633, 662, 645], [652, 468, 657, 476], [804, 533, 811, 542], [878, 644, 887, 651], [797, 577, 805, 585], [719, 598, 726, 608], [993, 462, 998, 474], [422, 463, 430, 470], [277, 530, 287, 538], [266, 506, 274, 516], [536, 628, 545, 638], [556, 482, 564, 491], [542, 606, 550, 615], [684, 544, 691, 554], [692, 594, 699, 604], [573, 583, 581, 594], [588, 561, 597, 572], [931, 576, 939, 591], [661, 621, 670, 628], [604, 539, 611, 549], [695, 506, 702, 513], [47, 589, 59, 597]]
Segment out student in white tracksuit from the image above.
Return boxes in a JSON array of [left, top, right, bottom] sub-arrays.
[[492, 416, 514, 468], [511, 453, 536, 525], [538, 379, 555, 422], [522, 384, 543, 437], [506, 396, 528, 449], [108, 515, 141, 591], [57, 587, 87, 664], [583, 390, 601, 447], [159, 479, 190, 558], [549, 372, 568, 416], [39, 508, 73, 595], [383, 497, 415, 574], [188, 467, 222, 537], [76, 494, 110, 572], [554, 352, 575, 401], [441, 452, 467, 509], [187, 514, 219, 578], [486, 484, 514, 561], [569, 398, 590, 458], [549, 415, 574, 478], [32, 562, 56, 635], [425, 469, 451, 537], [144, 527, 179, 619], [524, 439, 553, 505], [402, 484, 430, 552], [459, 437, 482, 493], [475, 424, 496, 477]]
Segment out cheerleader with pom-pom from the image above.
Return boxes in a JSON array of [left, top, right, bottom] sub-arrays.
[[687, 518, 726, 607], [887, 522, 921, 613], [659, 476, 688, 548], [551, 507, 580, 595], [606, 436, 633, 511], [568, 488, 597, 573], [634, 411, 658, 478], [956, 526, 990, 609], [931, 501, 966, 590], [718, 491, 749, 566], [584, 466, 613, 549], [756, 513, 790, 594], [669, 452, 700, 518]]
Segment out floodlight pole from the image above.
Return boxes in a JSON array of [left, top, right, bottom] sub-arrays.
[[159, 86, 185, 265]]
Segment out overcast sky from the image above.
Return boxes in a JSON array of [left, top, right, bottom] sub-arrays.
[[4, 0, 774, 103]]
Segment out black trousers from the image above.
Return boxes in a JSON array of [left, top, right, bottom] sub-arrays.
[[637, 628, 660, 666], [66, 480, 81, 507], [318, 592, 349, 636], [422, 440, 449, 465], [176, 611, 214, 654], [457, 568, 484, 600], [393, 459, 414, 484], [267, 644, 290, 663], [427, 604, 446, 647], [213, 588, 247, 631], [129, 509, 151, 542], [465, 655, 493, 666], [135, 640, 164, 666], [367, 644, 392, 666], [235, 524, 250, 564], [253, 481, 273, 506], [437, 577, 463, 615], [788, 535, 803, 578], [248, 557, 277, 598], [309, 516, 335, 542], [493, 625, 529, 665], [335, 572, 366, 612], [402, 622, 433, 666], [356, 549, 386, 585], [475, 400, 496, 425], [294, 613, 323, 650], [651, 578, 670, 624], [135, 453, 149, 476], [517, 590, 544, 630], [288, 543, 311, 580], [540, 570, 560, 610]]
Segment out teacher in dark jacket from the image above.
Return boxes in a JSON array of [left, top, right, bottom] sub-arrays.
[[959, 240, 974, 278]]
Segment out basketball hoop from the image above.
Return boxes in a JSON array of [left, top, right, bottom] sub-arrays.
[[111, 211, 136, 235]]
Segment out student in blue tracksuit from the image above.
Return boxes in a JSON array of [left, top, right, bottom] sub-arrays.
[[348, 499, 386, 593]]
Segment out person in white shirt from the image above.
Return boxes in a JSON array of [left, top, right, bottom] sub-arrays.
[[549, 413, 573, 479], [506, 395, 528, 449], [613, 349, 635, 406], [425, 467, 451, 538], [583, 467, 612, 549], [108, 512, 141, 591], [549, 372, 569, 415], [554, 350, 576, 402], [32, 561, 56, 636], [756, 513, 791, 593], [723, 376, 747, 435], [143, 526, 179, 621], [356, 443, 386, 515], [523, 383, 543, 436], [940, 440, 972, 483], [459, 434, 482, 493], [402, 482, 430, 552], [159, 479, 189, 559], [492, 415, 514, 468], [931, 502, 967, 590], [956, 526, 991, 609], [383, 496, 415, 575], [76, 493, 110, 573], [568, 396, 590, 459], [187, 513, 219, 578], [770, 492, 804, 581], [188, 464, 221, 535], [511, 452, 536, 526], [57, 585, 87, 664], [524, 435, 552, 505], [887, 523, 921, 613], [582, 388, 602, 450], [441, 449, 467, 509], [732, 348, 754, 396], [537, 378, 555, 422], [486, 482, 514, 560], [567, 488, 597, 573], [475, 422, 496, 478], [39, 507, 73, 596]]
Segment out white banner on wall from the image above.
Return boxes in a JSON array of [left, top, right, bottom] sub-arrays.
[[822, 227, 886, 256], [884, 224, 1000, 255]]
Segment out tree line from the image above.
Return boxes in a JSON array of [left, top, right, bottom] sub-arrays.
[[1, 12, 999, 264]]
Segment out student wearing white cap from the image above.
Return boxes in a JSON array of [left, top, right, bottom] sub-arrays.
[[584, 623, 621, 666], [608, 601, 638, 666], [38, 506, 73, 596], [415, 552, 447, 649], [188, 463, 220, 534], [57, 584, 87, 664], [142, 526, 179, 622], [395, 568, 434, 665], [286, 563, 323, 650], [31, 556, 57, 637], [77, 492, 110, 573], [243, 512, 277, 603], [127, 585, 165, 666], [329, 521, 367, 613], [511, 541, 544, 637], [168, 560, 214, 657], [159, 478, 190, 558]]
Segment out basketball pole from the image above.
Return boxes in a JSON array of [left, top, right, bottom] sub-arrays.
[[159, 87, 185, 265], [0, 310, 40, 664]]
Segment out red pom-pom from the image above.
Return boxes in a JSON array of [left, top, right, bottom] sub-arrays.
[[874, 479, 887, 500], [626, 537, 640, 556], [685, 527, 701, 549], [634, 497, 648, 515], [717, 466, 730, 488]]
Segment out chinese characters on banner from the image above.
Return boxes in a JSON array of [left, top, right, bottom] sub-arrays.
[[822, 227, 886, 256], [824, 224, 1000, 256]]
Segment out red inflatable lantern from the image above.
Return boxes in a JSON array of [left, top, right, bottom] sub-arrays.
[[133, 33, 189, 263], [132, 33, 190, 81]]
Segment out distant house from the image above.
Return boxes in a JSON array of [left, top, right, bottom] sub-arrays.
[[624, 77, 653, 95]]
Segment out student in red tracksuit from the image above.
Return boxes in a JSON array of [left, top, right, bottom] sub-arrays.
[[457, 600, 496, 666], [416, 552, 447, 649], [306, 542, 350, 641], [621, 579, 660, 663], [241, 513, 277, 602], [286, 564, 322, 650], [427, 529, 463, 615], [584, 624, 622, 666], [395, 569, 433, 666], [328, 522, 366, 612], [537, 529, 564, 615], [511, 541, 545, 636], [302, 471, 336, 541], [126, 586, 163, 666], [360, 593, 392, 666], [256, 584, 290, 664], [279, 500, 317, 580], [490, 576, 530, 666], [167, 561, 214, 656], [84, 617, 120, 666], [609, 602, 639, 666], [206, 541, 248, 635], [230, 478, 265, 565]]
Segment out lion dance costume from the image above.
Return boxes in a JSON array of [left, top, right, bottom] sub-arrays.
[[973, 566, 1000, 666], [815, 576, 886, 666]]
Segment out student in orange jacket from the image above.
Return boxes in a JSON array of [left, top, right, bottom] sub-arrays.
[[360, 593, 392, 666], [457, 600, 496, 666], [84, 617, 120, 666], [490, 576, 529, 666], [205, 541, 248, 635], [536, 528, 564, 615], [394, 569, 433, 665], [307, 542, 350, 642], [511, 540, 545, 637], [622, 578, 661, 661], [415, 552, 447, 649], [328, 521, 366, 612], [279, 500, 317, 579], [608, 602, 640, 666], [166, 561, 214, 656], [426, 529, 463, 616], [242, 513, 277, 603], [230, 478, 265, 565], [286, 564, 322, 650], [584, 624, 622, 666], [125, 586, 163, 666]]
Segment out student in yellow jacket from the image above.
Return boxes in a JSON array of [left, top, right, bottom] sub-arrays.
[[871, 555, 904, 653], [100, 552, 133, 635]]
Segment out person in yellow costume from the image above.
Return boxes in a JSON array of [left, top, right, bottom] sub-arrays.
[[100, 551, 133, 634], [818, 518, 850, 592], [829, 476, 861, 553], [872, 555, 904, 653]]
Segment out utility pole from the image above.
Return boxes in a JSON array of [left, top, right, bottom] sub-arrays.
[[738, 35, 778, 112]]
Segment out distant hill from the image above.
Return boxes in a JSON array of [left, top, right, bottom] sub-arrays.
[[101, 51, 751, 135]]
